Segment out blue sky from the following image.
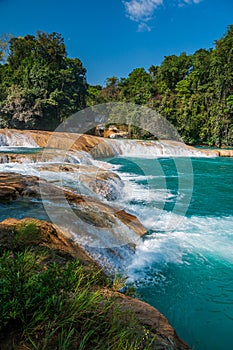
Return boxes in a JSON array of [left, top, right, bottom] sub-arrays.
[[0, 0, 232, 85]]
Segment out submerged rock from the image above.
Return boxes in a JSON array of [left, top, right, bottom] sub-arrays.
[[0, 149, 123, 201], [0, 172, 146, 240]]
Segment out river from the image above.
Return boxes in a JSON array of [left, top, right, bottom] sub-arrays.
[[0, 134, 232, 350]]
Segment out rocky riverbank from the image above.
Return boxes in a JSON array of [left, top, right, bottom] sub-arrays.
[[0, 173, 191, 349], [0, 216, 191, 350]]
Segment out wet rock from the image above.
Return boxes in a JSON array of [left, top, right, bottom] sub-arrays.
[[0, 129, 117, 157], [102, 289, 191, 350], [217, 149, 233, 157], [0, 185, 18, 201], [0, 149, 93, 165], [0, 172, 146, 238], [1, 129, 233, 159], [0, 150, 122, 201], [0, 217, 93, 265], [37, 163, 123, 200]]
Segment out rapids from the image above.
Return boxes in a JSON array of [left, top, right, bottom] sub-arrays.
[[106, 156, 233, 350], [0, 129, 232, 350]]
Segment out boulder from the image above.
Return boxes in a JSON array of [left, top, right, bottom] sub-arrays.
[[0, 217, 93, 265], [0, 172, 146, 238], [102, 288, 191, 350], [218, 149, 233, 157]]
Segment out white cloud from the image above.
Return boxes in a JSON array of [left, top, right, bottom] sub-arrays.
[[183, 0, 202, 3], [122, 0, 202, 31], [123, 0, 163, 22], [137, 22, 153, 32]]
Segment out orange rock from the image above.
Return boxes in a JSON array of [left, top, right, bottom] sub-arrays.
[[101, 288, 191, 350], [0, 218, 95, 265], [218, 149, 233, 157], [0, 172, 147, 238]]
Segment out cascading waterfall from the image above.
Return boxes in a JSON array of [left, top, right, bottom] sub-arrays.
[[105, 155, 233, 350], [91, 138, 211, 158], [0, 129, 214, 277], [0, 130, 38, 147], [0, 129, 213, 158], [0, 129, 232, 349], [0, 130, 140, 272]]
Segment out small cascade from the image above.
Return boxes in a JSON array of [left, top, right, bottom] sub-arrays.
[[0, 133, 7, 146], [0, 130, 38, 147], [93, 139, 209, 159]]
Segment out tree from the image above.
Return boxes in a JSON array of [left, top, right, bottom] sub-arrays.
[[118, 68, 155, 105], [156, 52, 192, 92], [0, 33, 12, 63], [0, 31, 87, 130]]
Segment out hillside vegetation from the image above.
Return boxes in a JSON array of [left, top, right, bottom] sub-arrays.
[[0, 26, 233, 146]]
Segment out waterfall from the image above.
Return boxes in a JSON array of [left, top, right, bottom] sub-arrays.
[[0, 129, 220, 274], [92, 139, 210, 159], [0, 130, 38, 147], [0, 133, 7, 146], [0, 129, 215, 158]]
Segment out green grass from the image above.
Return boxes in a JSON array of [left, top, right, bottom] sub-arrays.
[[0, 222, 156, 350]]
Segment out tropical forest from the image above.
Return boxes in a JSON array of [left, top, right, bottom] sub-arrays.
[[0, 25, 233, 146]]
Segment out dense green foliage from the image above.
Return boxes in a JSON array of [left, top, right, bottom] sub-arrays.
[[1, 26, 233, 145], [0, 221, 155, 350], [88, 25, 233, 146], [0, 31, 87, 130]]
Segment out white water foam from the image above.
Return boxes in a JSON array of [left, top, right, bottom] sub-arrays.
[[0, 132, 220, 274], [116, 172, 174, 204], [103, 139, 209, 158], [42, 150, 94, 165], [0, 131, 38, 148], [127, 212, 233, 284]]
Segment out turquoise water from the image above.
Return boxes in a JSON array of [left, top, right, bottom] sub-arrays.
[[0, 147, 43, 154], [1, 144, 232, 349], [107, 156, 233, 350], [0, 199, 50, 222]]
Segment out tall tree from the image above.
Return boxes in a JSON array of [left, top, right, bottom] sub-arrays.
[[118, 68, 155, 105], [0, 31, 87, 130]]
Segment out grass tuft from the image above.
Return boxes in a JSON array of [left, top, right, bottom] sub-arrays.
[[0, 238, 156, 350]]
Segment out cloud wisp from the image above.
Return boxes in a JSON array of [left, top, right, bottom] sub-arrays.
[[123, 0, 163, 31], [122, 0, 202, 32]]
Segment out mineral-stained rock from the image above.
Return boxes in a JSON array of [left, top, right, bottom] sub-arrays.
[[0, 149, 122, 200], [195, 148, 233, 157], [0, 128, 117, 157], [101, 288, 191, 350], [217, 149, 233, 157], [0, 217, 93, 264], [0, 185, 18, 201], [0, 172, 146, 238], [37, 162, 123, 201], [1, 129, 233, 159], [0, 149, 93, 165]]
